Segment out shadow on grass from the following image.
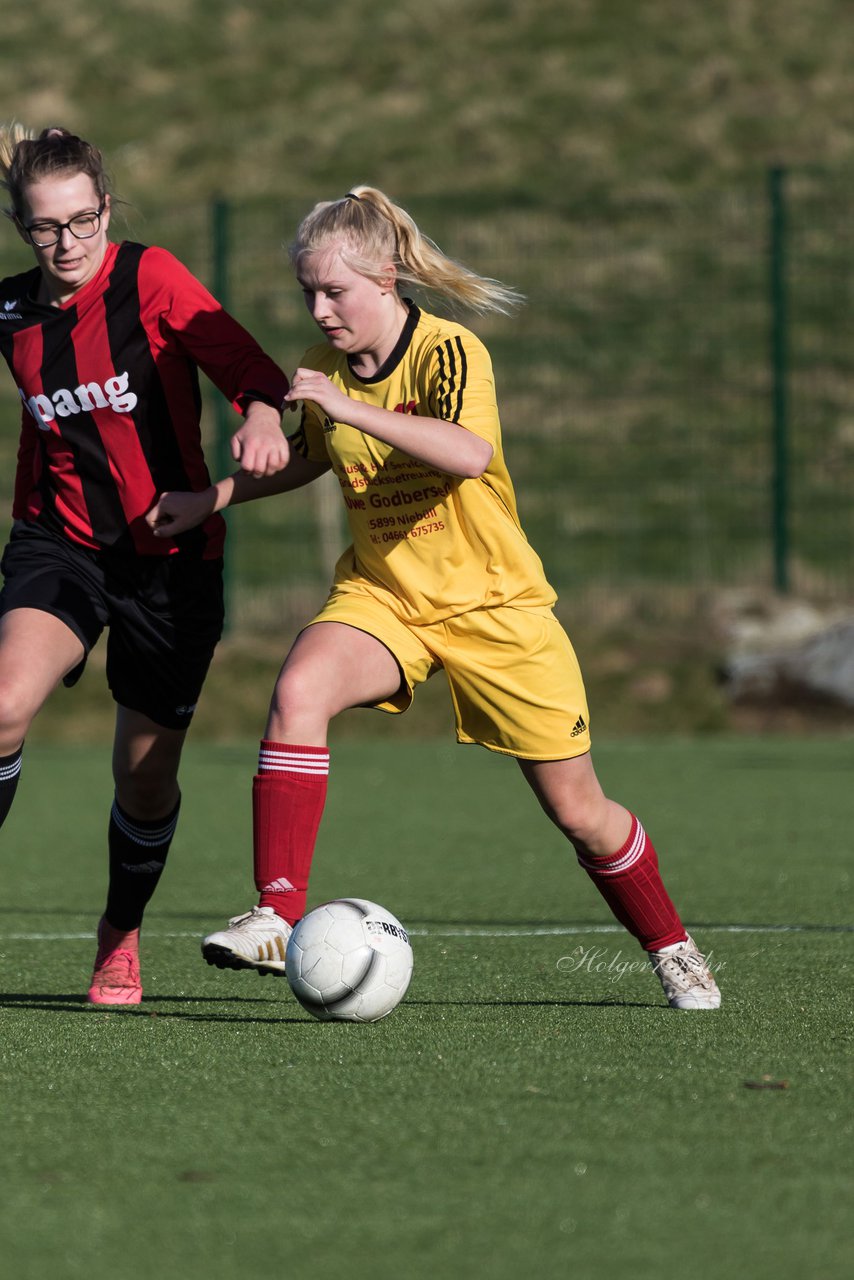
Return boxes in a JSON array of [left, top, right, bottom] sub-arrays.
[[0, 991, 664, 1015], [0, 991, 313, 1024], [405, 997, 664, 1009]]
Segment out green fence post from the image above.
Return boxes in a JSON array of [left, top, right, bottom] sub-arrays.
[[768, 165, 790, 594], [211, 196, 233, 629]]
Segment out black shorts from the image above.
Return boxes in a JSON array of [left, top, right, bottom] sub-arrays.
[[0, 522, 224, 730]]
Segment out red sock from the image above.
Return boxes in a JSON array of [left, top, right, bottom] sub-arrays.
[[254, 741, 329, 924], [577, 814, 687, 951]]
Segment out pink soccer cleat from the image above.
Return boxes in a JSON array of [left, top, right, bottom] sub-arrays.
[[87, 917, 143, 1005]]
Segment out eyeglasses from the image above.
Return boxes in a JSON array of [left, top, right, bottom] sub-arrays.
[[21, 200, 106, 248]]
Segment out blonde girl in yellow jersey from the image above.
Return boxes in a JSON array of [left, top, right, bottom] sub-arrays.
[[149, 188, 720, 1010]]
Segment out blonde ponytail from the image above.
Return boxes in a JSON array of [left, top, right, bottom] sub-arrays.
[[289, 186, 523, 316]]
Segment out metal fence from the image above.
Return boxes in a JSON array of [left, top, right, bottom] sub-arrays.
[[2, 171, 852, 631]]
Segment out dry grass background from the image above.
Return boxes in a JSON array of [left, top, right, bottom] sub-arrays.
[[4, 2, 854, 208]]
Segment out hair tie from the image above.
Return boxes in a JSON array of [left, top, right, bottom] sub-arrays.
[[344, 192, 362, 202]]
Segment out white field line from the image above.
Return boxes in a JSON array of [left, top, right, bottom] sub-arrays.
[[0, 922, 850, 942]]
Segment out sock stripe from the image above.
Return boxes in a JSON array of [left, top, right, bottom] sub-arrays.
[[0, 756, 23, 783], [258, 747, 330, 777], [110, 803, 179, 848], [577, 818, 646, 876]]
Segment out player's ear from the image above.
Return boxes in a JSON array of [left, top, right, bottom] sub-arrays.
[[378, 263, 397, 294]]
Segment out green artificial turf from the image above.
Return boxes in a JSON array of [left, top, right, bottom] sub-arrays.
[[0, 738, 851, 1279]]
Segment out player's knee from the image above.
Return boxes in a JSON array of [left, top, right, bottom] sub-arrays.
[[113, 761, 179, 816], [545, 793, 609, 851], [268, 664, 334, 730], [0, 678, 37, 751]]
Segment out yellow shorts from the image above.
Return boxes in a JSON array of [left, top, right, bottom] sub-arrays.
[[306, 587, 591, 761]]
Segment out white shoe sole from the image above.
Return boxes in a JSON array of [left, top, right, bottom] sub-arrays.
[[201, 940, 286, 976]]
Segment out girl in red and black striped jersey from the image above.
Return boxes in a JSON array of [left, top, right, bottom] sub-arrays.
[[150, 186, 721, 1011], [0, 124, 291, 1005]]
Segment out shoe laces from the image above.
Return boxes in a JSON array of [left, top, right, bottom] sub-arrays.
[[94, 947, 140, 981], [227, 906, 280, 932], [654, 946, 713, 989]]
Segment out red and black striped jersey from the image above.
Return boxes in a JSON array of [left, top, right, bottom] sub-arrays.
[[0, 240, 288, 558]]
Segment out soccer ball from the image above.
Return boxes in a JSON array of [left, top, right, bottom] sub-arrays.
[[285, 898, 414, 1023]]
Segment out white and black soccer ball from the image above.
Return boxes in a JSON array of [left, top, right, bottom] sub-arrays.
[[285, 898, 413, 1023]]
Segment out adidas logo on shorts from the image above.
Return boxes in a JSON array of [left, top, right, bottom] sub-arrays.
[[570, 715, 588, 738]]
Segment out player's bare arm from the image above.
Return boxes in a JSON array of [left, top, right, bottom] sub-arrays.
[[147, 451, 330, 538], [284, 368, 493, 480]]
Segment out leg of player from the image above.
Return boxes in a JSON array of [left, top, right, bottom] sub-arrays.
[[202, 622, 403, 975], [517, 754, 721, 1009], [0, 607, 86, 825], [87, 707, 186, 1006]]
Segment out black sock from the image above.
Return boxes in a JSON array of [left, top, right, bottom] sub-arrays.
[[0, 747, 23, 827], [104, 794, 181, 930]]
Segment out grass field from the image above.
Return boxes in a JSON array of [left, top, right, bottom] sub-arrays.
[[0, 736, 851, 1279]]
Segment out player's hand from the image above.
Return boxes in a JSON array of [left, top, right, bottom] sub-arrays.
[[284, 368, 352, 421], [146, 488, 217, 538], [232, 401, 291, 478]]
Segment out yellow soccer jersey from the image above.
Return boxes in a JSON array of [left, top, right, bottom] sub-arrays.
[[290, 303, 556, 624]]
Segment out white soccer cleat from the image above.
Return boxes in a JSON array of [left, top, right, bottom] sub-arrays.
[[648, 935, 721, 1009], [202, 905, 292, 976]]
